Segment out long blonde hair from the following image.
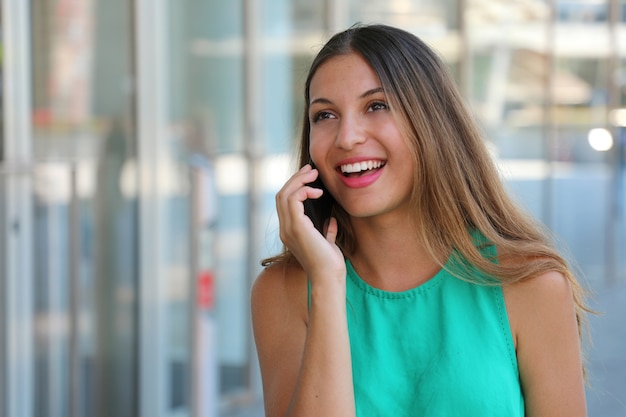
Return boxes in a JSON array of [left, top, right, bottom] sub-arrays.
[[263, 23, 589, 333]]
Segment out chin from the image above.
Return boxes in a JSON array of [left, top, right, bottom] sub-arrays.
[[343, 206, 386, 219]]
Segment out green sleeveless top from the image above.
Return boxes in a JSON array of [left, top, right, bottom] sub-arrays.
[[343, 249, 524, 416]]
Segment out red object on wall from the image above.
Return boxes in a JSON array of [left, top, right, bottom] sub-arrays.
[[198, 270, 215, 310]]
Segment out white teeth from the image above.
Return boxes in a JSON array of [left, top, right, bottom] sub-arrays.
[[340, 160, 384, 174]]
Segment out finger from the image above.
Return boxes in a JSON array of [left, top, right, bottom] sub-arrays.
[[276, 167, 319, 203], [277, 166, 323, 210], [325, 217, 339, 244], [275, 166, 327, 245]]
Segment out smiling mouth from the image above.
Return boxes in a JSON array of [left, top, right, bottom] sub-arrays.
[[339, 160, 386, 177]]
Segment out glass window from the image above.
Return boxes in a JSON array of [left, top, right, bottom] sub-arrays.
[[558, 0, 609, 22], [254, 0, 329, 266], [0, 5, 3, 162], [189, 1, 245, 154], [189, 0, 251, 403], [291, 0, 326, 33], [30, 1, 138, 417], [552, 0, 612, 282], [618, 57, 626, 283], [3, 2, 622, 417], [466, 0, 553, 223], [347, 0, 463, 80], [465, 0, 617, 281]]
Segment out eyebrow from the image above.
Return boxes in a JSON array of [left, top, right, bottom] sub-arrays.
[[309, 87, 385, 106]]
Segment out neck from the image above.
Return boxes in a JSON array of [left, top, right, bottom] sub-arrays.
[[348, 214, 442, 292]]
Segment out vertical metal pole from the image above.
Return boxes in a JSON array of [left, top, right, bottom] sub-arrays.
[[46, 170, 62, 417], [542, 0, 556, 229], [606, 0, 620, 286], [69, 163, 81, 417], [0, 166, 5, 417], [243, 0, 261, 398], [135, 0, 168, 416], [457, 0, 470, 99], [189, 167, 200, 417], [189, 161, 219, 417], [1, 0, 34, 416]]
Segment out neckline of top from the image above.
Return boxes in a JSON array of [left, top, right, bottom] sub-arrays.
[[345, 258, 449, 299]]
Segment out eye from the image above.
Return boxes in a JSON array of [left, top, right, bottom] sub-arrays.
[[311, 111, 335, 123], [368, 101, 389, 112]]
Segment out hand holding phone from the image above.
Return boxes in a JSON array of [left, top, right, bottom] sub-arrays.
[[303, 163, 335, 234]]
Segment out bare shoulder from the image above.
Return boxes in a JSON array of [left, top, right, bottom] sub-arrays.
[[503, 270, 574, 307], [251, 262, 310, 415], [503, 271, 576, 341], [503, 270, 577, 346], [503, 271, 586, 416], [251, 262, 309, 325]]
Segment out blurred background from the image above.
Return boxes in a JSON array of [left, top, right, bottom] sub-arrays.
[[0, 0, 624, 416]]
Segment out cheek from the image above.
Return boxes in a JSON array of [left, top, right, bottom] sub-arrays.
[[308, 132, 330, 165]]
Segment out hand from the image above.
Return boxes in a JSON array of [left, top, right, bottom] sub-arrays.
[[275, 164, 346, 282]]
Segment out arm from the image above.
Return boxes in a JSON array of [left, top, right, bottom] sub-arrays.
[[504, 271, 587, 417], [251, 165, 356, 417], [251, 264, 355, 417]]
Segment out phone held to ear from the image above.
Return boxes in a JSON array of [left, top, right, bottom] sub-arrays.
[[304, 162, 335, 234]]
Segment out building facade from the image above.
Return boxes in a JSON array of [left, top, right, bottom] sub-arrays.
[[1, 1, 624, 417]]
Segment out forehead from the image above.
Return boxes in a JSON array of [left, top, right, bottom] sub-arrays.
[[309, 53, 381, 99]]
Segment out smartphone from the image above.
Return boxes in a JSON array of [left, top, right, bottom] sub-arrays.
[[304, 162, 335, 233]]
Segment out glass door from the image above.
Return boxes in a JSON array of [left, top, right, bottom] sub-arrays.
[[29, 1, 139, 416], [2, 1, 200, 417], [1, 1, 36, 417]]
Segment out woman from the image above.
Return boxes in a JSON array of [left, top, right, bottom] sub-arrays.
[[251, 24, 588, 417]]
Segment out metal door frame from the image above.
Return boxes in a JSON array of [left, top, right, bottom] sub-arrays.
[[1, 1, 35, 417]]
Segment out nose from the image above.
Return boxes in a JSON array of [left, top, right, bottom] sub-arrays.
[[334, 116, 367, 150]]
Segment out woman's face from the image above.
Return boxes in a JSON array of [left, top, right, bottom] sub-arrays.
[[308, 52, 415, 223]]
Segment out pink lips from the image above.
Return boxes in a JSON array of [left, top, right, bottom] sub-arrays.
[[338, 164, 385, 188]]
